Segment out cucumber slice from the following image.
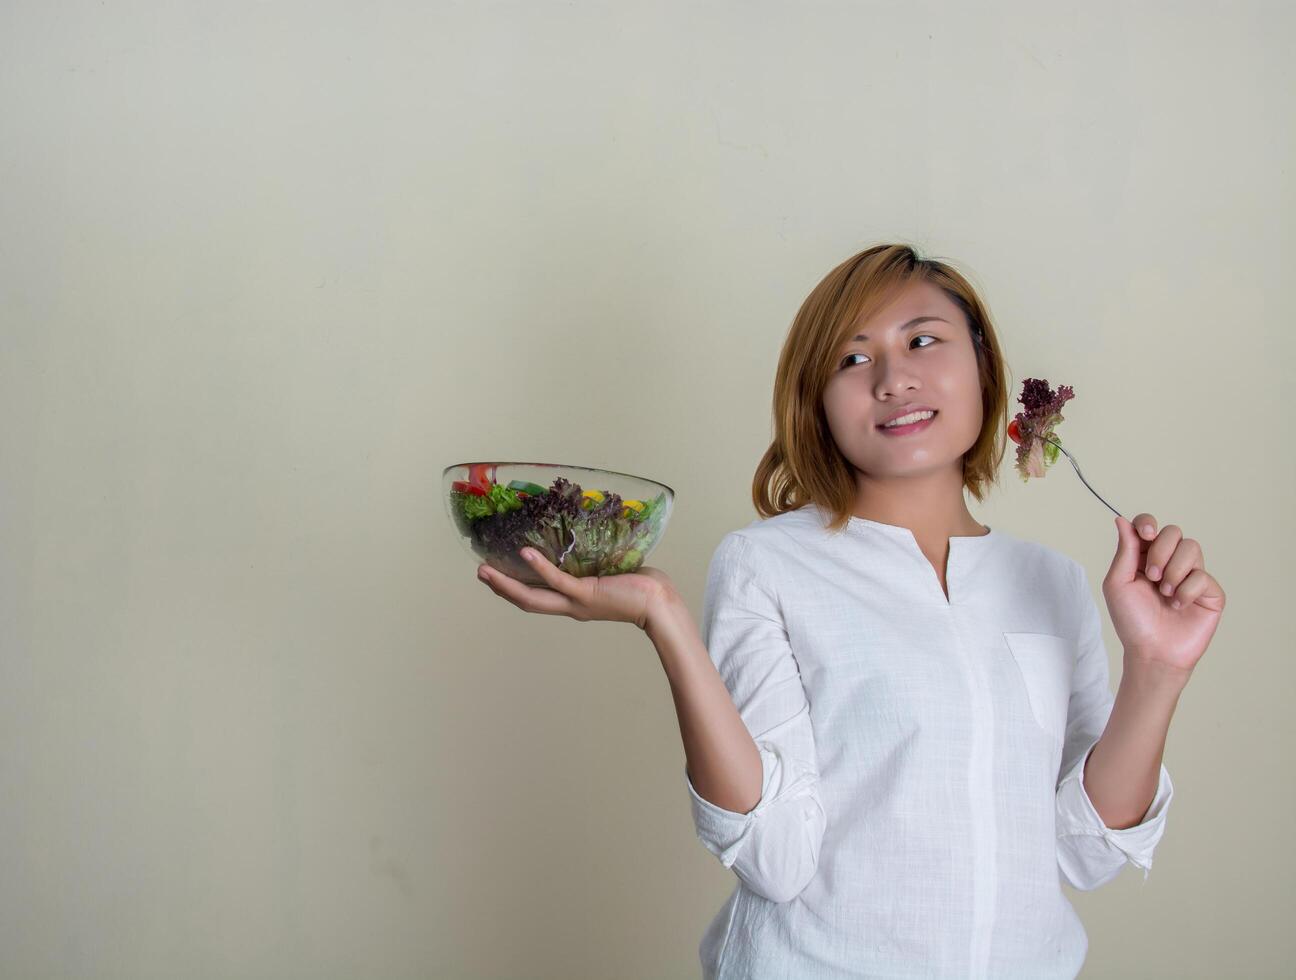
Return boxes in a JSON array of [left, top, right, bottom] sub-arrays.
[[507, 480, 547, 496]]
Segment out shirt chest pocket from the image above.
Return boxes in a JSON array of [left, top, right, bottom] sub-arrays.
[[1002, 631, 1076, 744]]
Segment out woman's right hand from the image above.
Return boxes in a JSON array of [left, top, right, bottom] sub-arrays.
[[476, 547, 678, 630]]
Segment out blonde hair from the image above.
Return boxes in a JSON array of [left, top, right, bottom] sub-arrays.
[[753, 243, 1010, 534]]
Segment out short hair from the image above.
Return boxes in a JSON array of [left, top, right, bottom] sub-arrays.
[[752, 242, 1010, 534]]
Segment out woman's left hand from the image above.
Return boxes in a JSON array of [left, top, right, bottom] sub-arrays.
[[1103, 513, 1226, 677]]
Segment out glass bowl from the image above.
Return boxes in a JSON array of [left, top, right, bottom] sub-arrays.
[[443, 461, 675, 588]]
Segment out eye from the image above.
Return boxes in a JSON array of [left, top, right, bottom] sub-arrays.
[[838, 334, 938, 370]]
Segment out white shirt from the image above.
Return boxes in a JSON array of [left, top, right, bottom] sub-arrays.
[[685, 503, 1174, 980]]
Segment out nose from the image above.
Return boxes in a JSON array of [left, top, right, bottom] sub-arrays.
[[873, 361, 920, 401]]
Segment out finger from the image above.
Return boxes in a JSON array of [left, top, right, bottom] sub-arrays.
[[479, 562, 576, 616], [1111, 515, 1145, 583], [1143, 523, 1182, 582], [1132, 512, 1159, 545], [1166, 567, 1212, 610], [518, 547, 583, 598], [1155, 537, 1202, 597]]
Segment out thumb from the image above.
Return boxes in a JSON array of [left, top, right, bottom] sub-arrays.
[[1110, 515, 1143, 584]]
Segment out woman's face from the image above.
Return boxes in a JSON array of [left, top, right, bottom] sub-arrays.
[[821, 280, 984, 484]]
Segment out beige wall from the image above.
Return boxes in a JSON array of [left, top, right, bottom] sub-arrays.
[[2, 2, 1291, 977]]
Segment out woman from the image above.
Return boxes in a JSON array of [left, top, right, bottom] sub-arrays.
[[475, 244, 1225, 978]]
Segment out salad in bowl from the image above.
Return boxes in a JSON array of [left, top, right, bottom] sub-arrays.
[[444, 462, 674, 588]]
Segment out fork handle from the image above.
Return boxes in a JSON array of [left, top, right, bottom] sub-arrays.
[[1039, 435, 1126, 520]]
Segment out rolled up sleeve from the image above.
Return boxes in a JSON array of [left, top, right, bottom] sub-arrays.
[[684, 531, 826, 904], [1055, 563, 1175, 890]]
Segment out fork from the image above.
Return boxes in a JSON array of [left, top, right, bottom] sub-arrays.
[[1038, 434, 1126, 520]]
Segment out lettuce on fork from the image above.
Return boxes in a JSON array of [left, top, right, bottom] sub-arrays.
[[450, 475, 667, 577], [1008, 378, 1075, 482]]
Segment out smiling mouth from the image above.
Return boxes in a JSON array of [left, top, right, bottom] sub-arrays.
[[877, 410, 938, 430]]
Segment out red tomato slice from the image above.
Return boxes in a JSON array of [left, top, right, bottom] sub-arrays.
[[1007, 418, 1023, 445], [467, 463, 496, 491], [452, 480, 487, 496]]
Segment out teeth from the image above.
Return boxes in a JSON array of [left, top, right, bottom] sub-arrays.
[[883, 410, 935, 428]]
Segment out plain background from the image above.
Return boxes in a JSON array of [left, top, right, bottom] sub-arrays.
[[2, 1, 1291, 977]]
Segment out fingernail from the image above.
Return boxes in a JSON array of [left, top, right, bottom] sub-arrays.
[[1172, 600, 1182, 609], [521, 548, 535, 561], [1161, 583, 1173, 596], [1142, 526, 1155, 538], [1147, 565, 1159, 580]]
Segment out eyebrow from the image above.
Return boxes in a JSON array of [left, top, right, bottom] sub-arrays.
[[848, 315, 949, 343]]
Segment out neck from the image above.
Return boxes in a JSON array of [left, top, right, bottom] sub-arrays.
[[851, 468, 987, 540]]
